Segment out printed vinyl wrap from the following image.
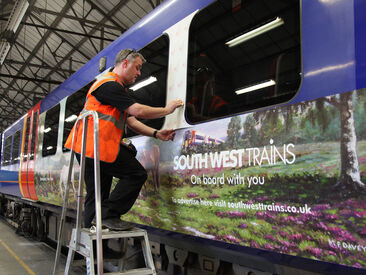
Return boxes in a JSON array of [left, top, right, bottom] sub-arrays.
[[122, 88, 366, 269]]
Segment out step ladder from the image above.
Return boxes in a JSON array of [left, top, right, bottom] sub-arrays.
[[52, 110, 156, 275]]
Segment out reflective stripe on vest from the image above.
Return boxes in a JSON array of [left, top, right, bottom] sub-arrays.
[[64, 72, 127, 163]]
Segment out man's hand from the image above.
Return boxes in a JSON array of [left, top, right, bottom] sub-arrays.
[[156, 129, 176, 141], [166, 99, 184, 114]]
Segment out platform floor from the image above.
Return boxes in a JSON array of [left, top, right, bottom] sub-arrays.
[[0, 219, 84, 275]]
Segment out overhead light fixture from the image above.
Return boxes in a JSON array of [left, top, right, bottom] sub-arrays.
[[226, 17, 284, 47], [235, 79, 276, 95], [0, 42, 11, 65], [6, 0, 29, 33], [44, 127, 51, 133], [47, 146, 53, 150], [0, 0, 29, 65], [130, 76, 157, 91], [65, 114, 78, 122]]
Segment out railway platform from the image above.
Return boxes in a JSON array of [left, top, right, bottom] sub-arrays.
[[0, 218, 83, 275]]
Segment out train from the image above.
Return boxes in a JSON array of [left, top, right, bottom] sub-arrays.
[[1, 0, 366, 274]]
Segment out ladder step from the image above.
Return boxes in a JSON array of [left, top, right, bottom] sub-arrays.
[[105, 268, 155, 275], [80, 228, 147, 240]]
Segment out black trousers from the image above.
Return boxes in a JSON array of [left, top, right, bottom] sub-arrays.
[[77, 145, 147, 228]]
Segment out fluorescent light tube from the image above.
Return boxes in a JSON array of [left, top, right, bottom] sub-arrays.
[[226, 17, 284, 47], [235, 80, 276, 95], [0, 42, 11, 65], [47, 146, 53, 150], [130, 76, 157, 91], [65, 114, 78, 122], [6, 0, 29, 33], [44, 127, 51, 133]]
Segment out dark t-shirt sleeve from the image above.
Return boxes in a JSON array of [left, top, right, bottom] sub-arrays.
[[92, 81, 135, 112]]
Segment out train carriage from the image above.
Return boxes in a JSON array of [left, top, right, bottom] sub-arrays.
[[1, 0, 366, 274]]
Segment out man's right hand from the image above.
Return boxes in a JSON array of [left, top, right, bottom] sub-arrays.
[[166, 99, 184, 114]]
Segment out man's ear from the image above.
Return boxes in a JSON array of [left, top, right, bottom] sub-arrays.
[[122, 59, 129, 68]]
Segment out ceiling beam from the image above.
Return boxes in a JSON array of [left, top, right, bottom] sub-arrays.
[[0, 18, 115, 41], [4, 59, 75, 74], [29, 6, 122, 32], [0, 73, 62, 84]]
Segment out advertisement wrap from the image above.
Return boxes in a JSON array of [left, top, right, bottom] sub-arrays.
[[125, 89, 366, 269]]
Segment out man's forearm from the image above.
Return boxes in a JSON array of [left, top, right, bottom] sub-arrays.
[[126, 103, 169, 119], [126, 116, 156, 137]]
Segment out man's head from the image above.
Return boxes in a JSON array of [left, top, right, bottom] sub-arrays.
[[113, 49, 146, 85]]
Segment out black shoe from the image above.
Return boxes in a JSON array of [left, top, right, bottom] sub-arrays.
[[103, 218, 134, 231], [92, 217, 134, 231]]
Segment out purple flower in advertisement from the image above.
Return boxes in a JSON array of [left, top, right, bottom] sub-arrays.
[[256, 196, 269, 202], [353, 211, 365, 218], [315, 221, 329, 231], [329, 227, 356, 242], [306, 247, 323, 258], [313, 204, 331, 211], [264, 244, 275, 250], [289, 234, 303, 242], [250, 240, 260, 248], [238, 223, 248, 229], [342, 209, 356, 218], [209, 193, 220, 199], [352, 263, 363, 269], [323, 213, 338, 221], [265, 234, 276, 241], [224, 235, 240, 243], [272, 226, 278, 230], [187, 192, 198, 198], [280, 240, 291, 248], [326, 250, 337, 257], [215, 211, 226, 218], [281, 216, 297, 223], [279, 231, 288, 237], [227, 211, 246, 219], [358, 226, 366, 237]]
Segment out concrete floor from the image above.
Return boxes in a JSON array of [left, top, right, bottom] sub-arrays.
[[0, 219, 84, 275]]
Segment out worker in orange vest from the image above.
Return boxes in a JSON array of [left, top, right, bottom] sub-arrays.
[[65, 49, 183, 230]]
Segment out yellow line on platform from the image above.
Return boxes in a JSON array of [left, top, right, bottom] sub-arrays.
[[0, 239, 36, 275]]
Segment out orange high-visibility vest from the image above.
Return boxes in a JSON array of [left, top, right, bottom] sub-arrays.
[[64, 72, 127, 163]]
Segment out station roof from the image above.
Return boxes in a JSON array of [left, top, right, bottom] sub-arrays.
[[0, 0, 162, 132]]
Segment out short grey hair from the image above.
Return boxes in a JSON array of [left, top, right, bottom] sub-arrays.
[[115, 49, 146, 65]]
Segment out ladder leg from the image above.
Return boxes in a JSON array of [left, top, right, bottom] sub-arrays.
[[117, 239, 128, 272], [53, 150, 75, 275], [141, 233, 156, 275], [86, 238, 95, 275], [64, 248, 75, 275]]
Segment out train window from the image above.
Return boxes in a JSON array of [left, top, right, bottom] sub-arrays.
[[11, 131, 21, 164], [2, 136, 12, 166], [186, 0, 301, 123], [23, 117, 31, 161], [42, 104, 60, 157], [125, 35, 169, 137], [30, 111, 38, 160], [62, 84, 90, 152]]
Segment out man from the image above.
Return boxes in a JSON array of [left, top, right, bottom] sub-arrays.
[[65, 49, 183, 230]]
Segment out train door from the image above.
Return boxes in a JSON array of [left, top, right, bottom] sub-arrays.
[[20, 103, 40, 200]]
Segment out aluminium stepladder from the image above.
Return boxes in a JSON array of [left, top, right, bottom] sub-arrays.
[[52, 110, 156, 275]]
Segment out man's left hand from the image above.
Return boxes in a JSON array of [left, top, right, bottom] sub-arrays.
[[156, 129, 175, 141]]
